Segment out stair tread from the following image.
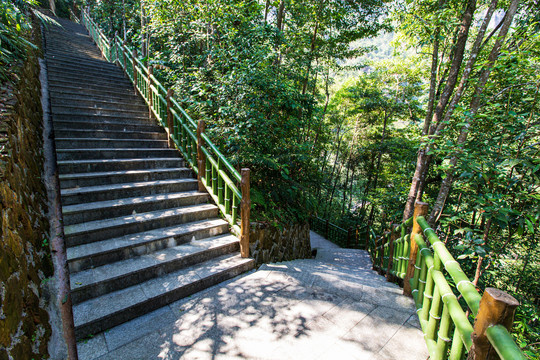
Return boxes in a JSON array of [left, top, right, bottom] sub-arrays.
[[63, 203, 216, 237], [70, 234, 239, 291], [56, 148, 175, 152], [57, 157, 181, 165], [72, 254, 254, 327], [61, 178, 196, 195], [59, 168, 186, 180], [62, 191, 207, 216], [66, 218, 229, 262], [55, 138, 163, 142]]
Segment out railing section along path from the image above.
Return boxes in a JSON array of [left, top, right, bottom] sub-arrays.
[[369, 201, 525, 360], [77, 232, 428, 359]]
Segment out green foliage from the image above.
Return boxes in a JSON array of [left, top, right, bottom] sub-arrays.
[[88, 0, 390, 223], [0, 0, 38, 81]]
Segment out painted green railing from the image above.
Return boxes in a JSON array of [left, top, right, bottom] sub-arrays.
[[80, 9, 250, 256], [310, 216, 369, 248], [370, 203, 526, 360]]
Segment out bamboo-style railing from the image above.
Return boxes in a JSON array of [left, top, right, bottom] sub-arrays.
[[310, 216, 369, 248], [80, 9, 250, 257], [369, 201, 526, 360]]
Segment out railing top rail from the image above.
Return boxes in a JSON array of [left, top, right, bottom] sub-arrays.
[[416, 216, 482, 315], [486, 325, 527, 360]]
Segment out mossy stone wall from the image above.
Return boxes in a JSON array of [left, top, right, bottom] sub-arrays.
[[249, 222, 311, 266], [0, 24, 53, 360]]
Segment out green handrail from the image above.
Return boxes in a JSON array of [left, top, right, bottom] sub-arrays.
[[80, 9, 243, 235], [310, 216, 368, 248], [486, 325, 527, 360], [371, 211, 526, 360]]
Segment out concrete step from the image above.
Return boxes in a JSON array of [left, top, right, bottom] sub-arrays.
[[64, 203, 218, 246], [52, 104, 147, 118], [48, 72, 133, 89], [70, 234, 240, 304], [53, 119, 161, 133], [62, 191, 209, 225], [48, 71, 133, 87], [50, 96, 147, 112], [49, 84, 137, 100], [73, 253, 255, 340], [55, 138, 168, 149], [58, 168, 190, 189], [54, 128, 166, 140], [52, 112, 150, 123], [60, 178, 198, 205], [57, 158, 184, 174], [47, 59, 123, 75], [48, 78, 134, 93], [56, 148, 179, 161], [47, 65, 127, 81], [46, 49, 103, 61], [46, 51, 109, 66], [50, 93, 145, 109], [66, 219, 229, 272]]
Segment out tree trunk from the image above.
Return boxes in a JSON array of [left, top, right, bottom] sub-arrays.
[[140, 1, 146, 58], [404, 0, 479, 221], [264, 0, 270, 23], [428, 0, 519, 223], [341, 153, 352, 217], [302, 22, 319, 95], [472, 219, 492, 286]]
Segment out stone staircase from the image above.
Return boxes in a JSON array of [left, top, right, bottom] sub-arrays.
[[44, 17, 254, 340]]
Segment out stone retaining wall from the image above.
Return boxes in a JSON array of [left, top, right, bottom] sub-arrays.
[[249, 222, 311, 266], [0, 22, 53, 359]]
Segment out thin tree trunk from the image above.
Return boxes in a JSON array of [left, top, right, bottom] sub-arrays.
[[326, 160, 344, 217], [122, 0, 126, 41], [274, 0, 286, 65], [403, 0, 477, 221], [472, 219, 492, 286], [264, 0, 270, 24], [341, 153, 352, 217], [428, 0, 519, 223], [302, 22, 319, 95], [348, 167, 355, 213], [140, 1, 146, 57]]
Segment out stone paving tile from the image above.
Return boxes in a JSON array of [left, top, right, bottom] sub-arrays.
[[77, 333, 108, 360], [104, 305, 177, 351], [377, 320, 429, 360]]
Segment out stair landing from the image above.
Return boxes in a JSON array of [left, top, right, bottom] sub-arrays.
[[76, 233, 429, 360]]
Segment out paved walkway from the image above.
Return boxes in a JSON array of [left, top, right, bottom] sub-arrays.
[[77, 233, 428, 360]]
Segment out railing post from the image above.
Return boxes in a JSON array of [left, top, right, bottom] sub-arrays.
[[386, 224, 398, 282], [240, 168, 250, 258], [469, 288, 520, 360], [196, 120, 206, 192], [403, 201, 429, 297], [131, 49, 138, 95], [355, 225, 359, 247], [365, 221, 370, 250], [325, 219, 329, 239], [166, 89, 174, 148], [379, 231, 387, 275], [372, 236, 378, 270], [122, 40, 127, 73], [148, 65, 153, 118], [111, 31, 120, 65]]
